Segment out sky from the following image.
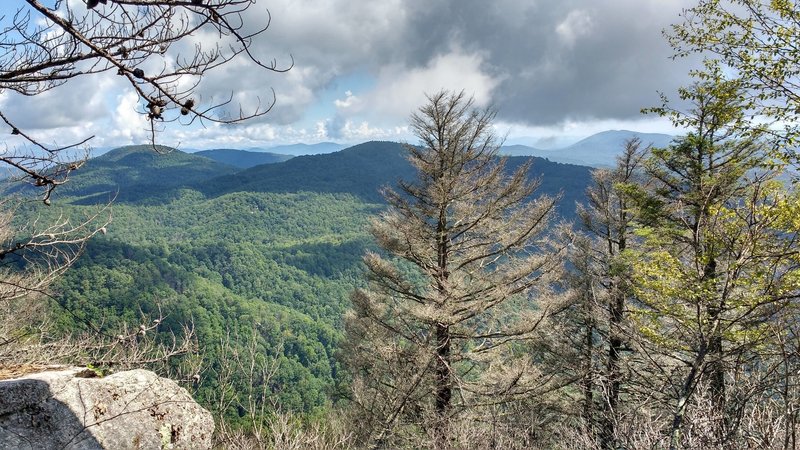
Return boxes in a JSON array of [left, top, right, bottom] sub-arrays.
[[0, 0, 700, 151]]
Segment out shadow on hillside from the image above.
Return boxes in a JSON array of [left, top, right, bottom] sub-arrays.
[[276, 238, 373, 278]]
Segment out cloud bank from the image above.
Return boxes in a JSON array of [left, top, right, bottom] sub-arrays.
[[0, 0, 697, 148]]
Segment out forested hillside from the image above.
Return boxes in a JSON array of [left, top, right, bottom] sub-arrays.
[[54, 145, 238, 204], [193, 149, 293, 169], [54, 189, 374, 413], [37, 141, 592, 419], [203, 140, 591, 215]]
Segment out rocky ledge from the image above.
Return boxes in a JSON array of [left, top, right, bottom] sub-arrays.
[[0, 368, 213, 450]]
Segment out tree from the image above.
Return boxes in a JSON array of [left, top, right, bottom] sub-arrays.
[[344, 90, 565, 448], [0, 0, 283, 366], [668, 0, 800, 156], [634, 78, 800, 448], [2, 0, 288, 203], [0, 200, 109, 362], [559, 138, 648, 449]]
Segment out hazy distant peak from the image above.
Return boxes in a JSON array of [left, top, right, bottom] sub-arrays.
[[569, 129, 674, 147], [499, 130, 674, 167], [195, 148, 293, 169], [261, 142, 346, 156]]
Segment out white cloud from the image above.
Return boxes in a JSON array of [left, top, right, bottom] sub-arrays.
[[339, 120, 409, 142], [315, 121, 329, 140], [107, 92, 150, 144], [0, 71, 115, 131], [334, 91, 360, 110], [0, 0, 701, 150], [556, 10, 594, 46], [362, 51, 501, 119]]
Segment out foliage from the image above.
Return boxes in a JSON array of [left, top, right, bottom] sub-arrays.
[[668, 0, 800, 155], [344, 91, 566, 448], [633, 79, 800, 447], [46, 189, 376, 416]]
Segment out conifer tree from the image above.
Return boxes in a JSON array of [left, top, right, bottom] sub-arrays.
[[344, 90, 564, 448], [562, 139, 648, 449]]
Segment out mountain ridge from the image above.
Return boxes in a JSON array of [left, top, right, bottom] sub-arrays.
[[193, 141, 593, 218], [56, 145, 237, 204], [194, 149, 293, 169], [500, 130, 673, 166], [59, 141, 594, 219]]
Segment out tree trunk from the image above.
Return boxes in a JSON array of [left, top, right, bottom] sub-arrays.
[[434, 322, 452, 448], [601, 291, 625, 450], [434, 201, 451, 448], [601, 235, 626, 450], [704, 257, 726, 442], [582, 317, 595, 431], [669, 351, 706, 450]]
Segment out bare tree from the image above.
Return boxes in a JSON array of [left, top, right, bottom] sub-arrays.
[[0, 200, 108, 300], [0, 0, 283, 372], [1, 0, 289, 202], [580, 139, 648, 449], [344, 90, 566, 449]]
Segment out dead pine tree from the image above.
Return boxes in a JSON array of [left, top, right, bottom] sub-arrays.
[[579, 139, 647, 449], [345, 90, 565, 449]]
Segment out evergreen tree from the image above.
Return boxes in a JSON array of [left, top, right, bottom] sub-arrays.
[[344, 91, 563, 448], [561, 138, 648, 449]]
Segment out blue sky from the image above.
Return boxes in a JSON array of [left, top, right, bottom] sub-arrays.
[[0, 0, 698, 150]]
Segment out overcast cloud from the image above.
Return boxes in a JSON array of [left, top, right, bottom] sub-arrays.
[[0, 0, 698, 149]]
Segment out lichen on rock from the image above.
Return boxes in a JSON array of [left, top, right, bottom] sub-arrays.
[[0, 368, 213, 450]]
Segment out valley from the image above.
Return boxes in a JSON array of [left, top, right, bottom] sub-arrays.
[[37, 140, 594, 416]]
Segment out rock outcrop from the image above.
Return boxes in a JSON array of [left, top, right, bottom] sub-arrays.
[[0, 367, 213, 449]]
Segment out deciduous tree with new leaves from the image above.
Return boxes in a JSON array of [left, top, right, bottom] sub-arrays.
[[668, 0, 800, 156], [633, 77, 800, 448]]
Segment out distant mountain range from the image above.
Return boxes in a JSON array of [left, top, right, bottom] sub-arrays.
[[194, 149, 293, 169], [200, 141, 417, 202], [231, 142, 346, 156], [50, 141, 594, 219], [200, 141, 592, 214], [174, 142, 346, 168], [24, 130, 684, 209], [184, 130, 674, 170], [84, 131, 670, 168], [499, 130, 674, 167]]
